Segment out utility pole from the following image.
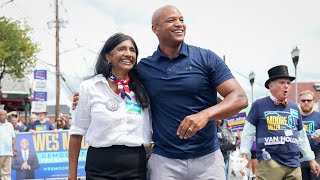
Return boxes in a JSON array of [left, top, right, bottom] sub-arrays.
[[48, 0, 67, 119], [55, 0, 60, 119]]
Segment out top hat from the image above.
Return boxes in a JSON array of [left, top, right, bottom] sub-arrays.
[[265, 65, 295, 89]]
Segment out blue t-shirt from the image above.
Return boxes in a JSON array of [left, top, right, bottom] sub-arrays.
[[302, 111, 320, 151], [137, 42, 234, 159], [14, 125, 25, 133], [31, 120, 54, 131], [247, 97, 303, 167]]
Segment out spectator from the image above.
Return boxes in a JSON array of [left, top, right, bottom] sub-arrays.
[[217, 119, 237, 180], [299, 90, 320, 180], [56, 117, 67, 130], [247, 138, 258, 180], [9, 115, 25, 133], [0, 109, 17, 179], [25, 114, 37, 132], [30, 111, 56, 132]]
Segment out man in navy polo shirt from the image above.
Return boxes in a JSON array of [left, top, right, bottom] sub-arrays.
[[240, 65, 320, 179], [137, 5, 248, 179], [299, 90, 320, 180]]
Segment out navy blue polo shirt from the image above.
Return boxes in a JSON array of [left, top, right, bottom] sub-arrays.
[[248, 97, 303, 167], [137, 42, 234, 159]]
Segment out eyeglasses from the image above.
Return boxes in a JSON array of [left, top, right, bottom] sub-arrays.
[[300, 99, 313, 103]]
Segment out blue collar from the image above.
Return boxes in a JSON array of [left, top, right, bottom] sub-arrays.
[[154, 42, 188, 60]]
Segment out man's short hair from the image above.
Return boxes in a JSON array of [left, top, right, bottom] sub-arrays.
[[299, 90, 314, 99]]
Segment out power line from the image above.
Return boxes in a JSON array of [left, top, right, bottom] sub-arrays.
[[223, 55, 264, 88], [60, 73, 74, 94], [0, 0, 13, 8], [230, 67, 264, 88]]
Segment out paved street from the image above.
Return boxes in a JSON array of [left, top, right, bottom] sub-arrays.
[[228, 169, 244, 180]]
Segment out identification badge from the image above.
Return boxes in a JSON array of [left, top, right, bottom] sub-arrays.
[[106, 99, 119, 111], [284, 130, 293, 136], [126, 101, 142, 115]]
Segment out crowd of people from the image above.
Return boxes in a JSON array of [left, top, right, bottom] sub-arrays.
[[4, 111, 70, 134], [0, 110, 70, 180], [1, 4, 320, 180]]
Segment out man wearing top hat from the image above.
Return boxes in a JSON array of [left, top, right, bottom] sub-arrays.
[[240, 65, 320, 179]]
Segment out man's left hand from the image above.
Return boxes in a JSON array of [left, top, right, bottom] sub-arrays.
[[177, 112, 209, 139], [310, 159, 320, 177]]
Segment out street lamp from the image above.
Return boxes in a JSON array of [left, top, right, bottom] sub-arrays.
[[249, 71, 255, 104], [291, 46, 300, 103]]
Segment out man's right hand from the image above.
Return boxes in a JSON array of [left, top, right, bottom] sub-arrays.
[[239, 153, 249, 176], [72, 92, 80, 110]]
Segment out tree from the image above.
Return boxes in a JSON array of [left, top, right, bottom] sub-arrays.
[[0, 16, 38, 93]]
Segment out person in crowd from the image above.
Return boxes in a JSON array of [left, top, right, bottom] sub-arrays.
[[49, 117, 56, 129], [56, 117, 67, 130], [240, 65, 320, 179], [0, 109, 17, 180], [72, 5, 247, 180], [12, 138, 39, 180], [68, 33, 152, 180], [30, 111, 56, 132], [25, 114, 37, 132], [217, 119, 238, 180], [247, 138, 258, 180], [9, 115, 25, 133], [299, 90, 320, 180]]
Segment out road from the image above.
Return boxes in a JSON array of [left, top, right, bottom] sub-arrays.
[[228, 169, 245, 180]]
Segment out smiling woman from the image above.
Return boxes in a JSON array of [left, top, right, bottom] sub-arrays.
[[68, 33, 152, 180]]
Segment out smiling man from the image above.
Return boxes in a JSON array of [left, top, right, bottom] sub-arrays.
[[240, 65, 320, 180], [137, 5, 248, 180]]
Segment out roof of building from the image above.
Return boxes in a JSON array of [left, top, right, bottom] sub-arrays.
[[46, 105, 71, 115], [1, 74, 31, 95]]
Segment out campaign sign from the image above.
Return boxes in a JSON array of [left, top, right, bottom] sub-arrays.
[[11, 131, 88, 179], [31, 101, 47, 113], [32, 80, 47, 92], [34, 70, 47, 80], [226, 112, 247, 132], [33, 92, 47, 101]]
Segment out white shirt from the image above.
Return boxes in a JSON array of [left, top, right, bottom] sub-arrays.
[[69, 74, 152, 148], [0, 121, 15, 156], [22, 149, 29, 161]]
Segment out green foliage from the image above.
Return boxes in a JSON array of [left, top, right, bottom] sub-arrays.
[[0, 16, 38, 81]]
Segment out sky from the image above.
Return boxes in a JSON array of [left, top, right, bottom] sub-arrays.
[[1, 0, 320, 107]]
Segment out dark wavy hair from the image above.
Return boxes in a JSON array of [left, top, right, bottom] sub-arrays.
[[95, 33, 149, 108]]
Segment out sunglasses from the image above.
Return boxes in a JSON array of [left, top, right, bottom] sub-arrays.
[[300, 99, 313, 103]]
